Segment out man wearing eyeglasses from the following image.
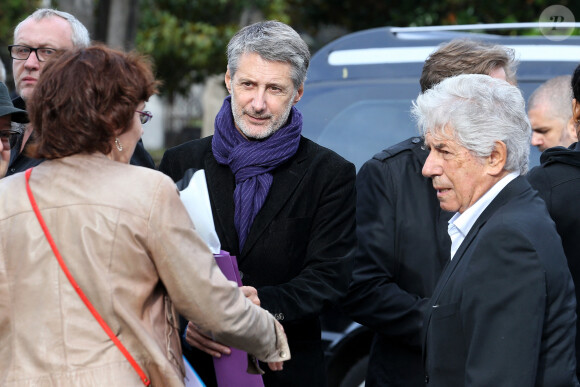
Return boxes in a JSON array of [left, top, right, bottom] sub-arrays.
[[6, 8, 155, 176], [0, 82, 27, 178]]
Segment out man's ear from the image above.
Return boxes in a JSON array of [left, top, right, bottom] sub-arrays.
[[488, 140, 507, 175], [224, 68, 232, 94], [573, 99, 580, 140], [293, 84, 304, 105], [566, 116, 578, 142]]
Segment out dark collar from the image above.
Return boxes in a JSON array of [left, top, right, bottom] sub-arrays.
[[204, 137, 310, 258]]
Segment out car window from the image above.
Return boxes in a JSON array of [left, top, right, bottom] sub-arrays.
[[299, 28, 580, 173], [317, 99, 416, 170], [301, 80, 552, 172]]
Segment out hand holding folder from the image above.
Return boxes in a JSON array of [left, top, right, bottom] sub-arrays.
[[180, 170, 265, 387]]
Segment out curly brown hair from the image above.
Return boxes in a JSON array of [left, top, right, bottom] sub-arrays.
[[27, 45, 159, 159]]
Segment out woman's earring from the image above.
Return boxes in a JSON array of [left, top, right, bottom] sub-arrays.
[[115, 137, 123, 151]]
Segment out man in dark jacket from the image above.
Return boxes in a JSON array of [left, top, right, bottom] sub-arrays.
[[159, 21, 356, 386], [0, 82, 27, 178], [342, 39, 518, 386], [527, 63, 580, 379], [419, 74, 576, 387], [7, 8, 154, 175]]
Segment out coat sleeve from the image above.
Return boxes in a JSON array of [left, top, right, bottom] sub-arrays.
[[158, 148, 183, 182], [256, 157, 357, 322], [342, 158, 428, 346], [146, 175, 290, 363], [129, 139, 156, 169]]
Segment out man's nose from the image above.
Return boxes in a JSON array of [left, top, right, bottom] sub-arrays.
[[422, 152, 441, 178], [531, 132, 543, 147], [251, 89, 267, 112], [23, 52, 41, 70]]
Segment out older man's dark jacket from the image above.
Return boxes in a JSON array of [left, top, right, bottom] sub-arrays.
[[528, 142, 580, 379], [159, 135, 356, 387], [6, 96, 155, 176], [424, 176, 578, 386], [343, 137, 452, 386]]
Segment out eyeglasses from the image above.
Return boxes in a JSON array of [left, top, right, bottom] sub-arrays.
[[0, 129, 20, 150], [8, 45, 59, 62], [136, 110, 153, 124]]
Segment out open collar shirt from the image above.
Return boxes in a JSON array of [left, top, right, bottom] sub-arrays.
[[448, 171, 519, 259]]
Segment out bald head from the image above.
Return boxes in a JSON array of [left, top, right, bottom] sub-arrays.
[[528, 75, 576, 151]]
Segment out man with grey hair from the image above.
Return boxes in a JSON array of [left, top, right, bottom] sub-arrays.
[[417, 74, 577, 386], [343, 38, 517, 386], [159, 20, 356, 386], [528, 75, 577, 151], [7, 8, 154, 175]]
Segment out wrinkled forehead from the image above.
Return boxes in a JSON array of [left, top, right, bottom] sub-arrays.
[[424, 123, 458, 143]]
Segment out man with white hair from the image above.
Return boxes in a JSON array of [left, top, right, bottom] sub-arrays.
[[342, 39, 518, 386], [417, 74, 577, 386]]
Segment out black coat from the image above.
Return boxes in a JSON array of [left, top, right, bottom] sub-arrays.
[[424, 176, 578, 386], [159, 135, 356, 387], [528, 142, 580, 379], [342, 137, 451, 386]]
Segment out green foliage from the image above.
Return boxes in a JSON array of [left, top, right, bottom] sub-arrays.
[[3, 0, 578, 99], [286, 0, 580, 40], [136, 0, 288, 101], [0, 0, 39, 43], [0, 0, 41, 87]]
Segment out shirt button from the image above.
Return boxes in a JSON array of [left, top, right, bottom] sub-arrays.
[[425, 374, 429, 383], [280, 351, 287, 358]]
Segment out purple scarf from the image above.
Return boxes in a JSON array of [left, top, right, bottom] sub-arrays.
[[212, 96, 302, 250]]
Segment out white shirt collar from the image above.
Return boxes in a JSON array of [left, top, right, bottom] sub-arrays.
[[448, 171, 519, 259]]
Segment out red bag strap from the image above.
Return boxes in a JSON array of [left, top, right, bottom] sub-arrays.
[[25, 168, 151, 386]]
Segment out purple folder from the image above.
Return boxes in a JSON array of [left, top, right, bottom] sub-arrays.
[[213, 251, 264, 387]]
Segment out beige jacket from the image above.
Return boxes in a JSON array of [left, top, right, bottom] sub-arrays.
[[0, 154, 289, 387]]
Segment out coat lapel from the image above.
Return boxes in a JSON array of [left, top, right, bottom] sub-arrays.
[[240, 138, 310, 258], [428, 176, 527, 306], [423, 176, 529, 356], [203, 151, 240, 255]]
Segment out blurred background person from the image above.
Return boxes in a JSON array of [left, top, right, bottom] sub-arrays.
[[528, 75, 577, 152], [527, 63, 580, 379], [0, 81, 27, 178], [7, 8, 154, 176], [342, 39, 517, 386], [0, 59, 6, 83], [0, 45, 289, 387]]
